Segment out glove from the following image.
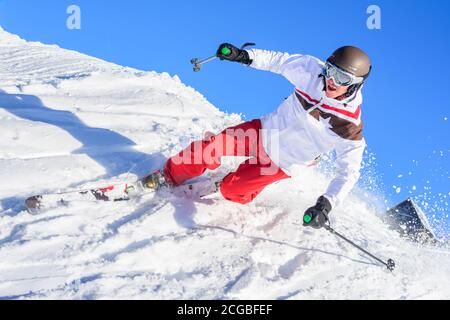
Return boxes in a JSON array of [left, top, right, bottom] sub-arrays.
[[303, 196, 332, 229], [216, 43, 253, 65]]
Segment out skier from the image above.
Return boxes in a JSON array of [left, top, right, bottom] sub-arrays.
[[142, 43, 371, 229]]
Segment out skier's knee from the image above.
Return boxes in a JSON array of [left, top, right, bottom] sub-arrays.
[[220, 182, 254, 205]]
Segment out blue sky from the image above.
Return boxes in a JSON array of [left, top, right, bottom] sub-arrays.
[[0, 0, 449, 237]]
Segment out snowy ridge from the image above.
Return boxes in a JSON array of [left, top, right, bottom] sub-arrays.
[[0, 26, 136, 87], [0, 27, 449, 299]]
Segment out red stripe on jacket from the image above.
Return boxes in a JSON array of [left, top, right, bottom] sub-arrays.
[[296, 89, 361, 120]]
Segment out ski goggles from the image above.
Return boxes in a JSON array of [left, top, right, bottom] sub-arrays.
[[323, 62, 365, 87]]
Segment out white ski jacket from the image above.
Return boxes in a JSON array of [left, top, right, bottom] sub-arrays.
[[247, 49, 366, 208]]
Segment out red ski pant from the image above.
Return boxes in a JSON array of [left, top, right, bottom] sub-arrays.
[[164, 119, 290, 204]]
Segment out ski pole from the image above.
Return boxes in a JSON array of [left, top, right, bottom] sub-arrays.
[[191, 55, 218, 72], [191, 42, 256, 72], [324, 224, 396, 271]]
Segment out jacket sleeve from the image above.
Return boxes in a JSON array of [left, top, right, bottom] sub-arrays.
[[246, 49, 319, 86], [323, 139, 366, 209]]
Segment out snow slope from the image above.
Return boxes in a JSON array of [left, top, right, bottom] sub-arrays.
[[0, 26, 449, 300]]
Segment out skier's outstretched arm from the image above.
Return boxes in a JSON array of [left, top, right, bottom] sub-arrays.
[[246, 49, 314, 84], [323, 140, 366, 209], [216, 43, 317, 86], [303, 140, 365, 228]]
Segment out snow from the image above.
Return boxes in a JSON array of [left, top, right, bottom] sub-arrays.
[[1, 27, 450, 300]]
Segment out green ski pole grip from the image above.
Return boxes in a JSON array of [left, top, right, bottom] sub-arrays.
[[221, 47, 232, 56], [303, 214, 312, 224]]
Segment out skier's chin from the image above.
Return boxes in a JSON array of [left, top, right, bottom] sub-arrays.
[[325, 89, 340, 99]]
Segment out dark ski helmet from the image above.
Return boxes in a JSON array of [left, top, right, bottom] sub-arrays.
[[325, 46, 372, 101], [327, 46, 372, 80]]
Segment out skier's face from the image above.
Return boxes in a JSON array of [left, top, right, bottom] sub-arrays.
[[325, 78, 349, 99]]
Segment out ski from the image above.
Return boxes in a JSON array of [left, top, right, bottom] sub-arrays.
[[25, 180, 143, 214], [25, 177, 222, 214]]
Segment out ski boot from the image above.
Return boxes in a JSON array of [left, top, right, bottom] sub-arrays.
[[140, 170, 169, 190]]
